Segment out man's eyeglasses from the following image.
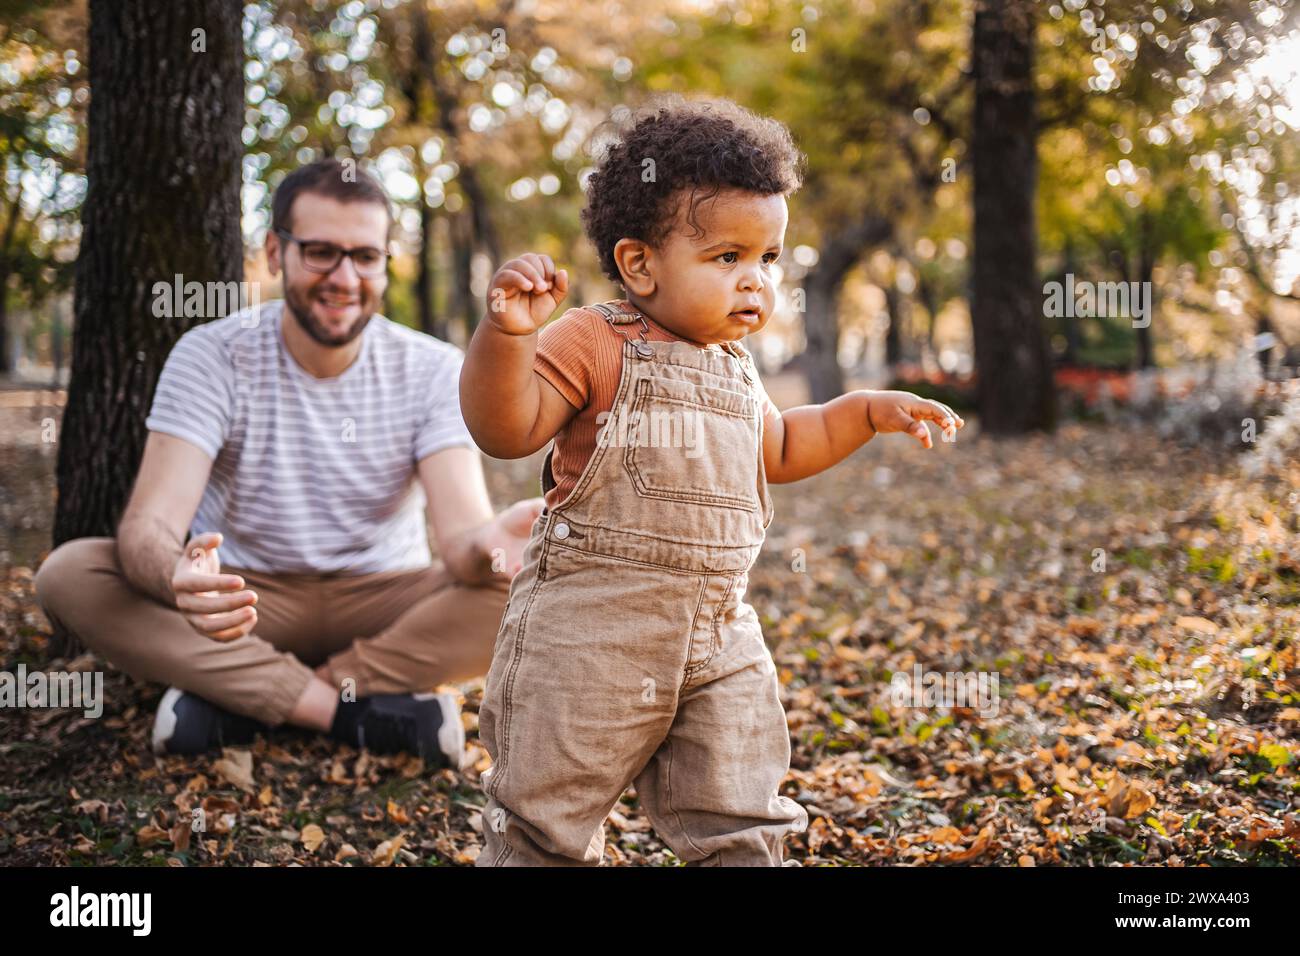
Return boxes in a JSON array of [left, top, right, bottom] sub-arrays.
[[275, 229, 390, 277]]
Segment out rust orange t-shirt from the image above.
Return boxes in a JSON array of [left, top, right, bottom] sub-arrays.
[[534, 299, 781, 510]]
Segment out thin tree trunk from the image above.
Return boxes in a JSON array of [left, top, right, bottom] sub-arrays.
[[416, 193, 438, 337], [427, 31, 497, 336], [883, 282, 902, 368], [405, 3, 439, 339], [52, 295, 65, 381], [803, 273, 845, 403], [0, 274, 10, 375], [0, 191, 21, 374], [1060, 238, 1080, 365], [1135, 210, 1155, 369], [450, 209, 474, 341], [971, 0, 1055, 434], [914, 269, 939, 352], [54, 0, 243, 551], [800, 214, 893, 403]]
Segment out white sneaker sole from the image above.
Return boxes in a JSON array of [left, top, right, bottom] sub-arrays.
[[151, 686, 183, 756], [415, 691, 467, 770]]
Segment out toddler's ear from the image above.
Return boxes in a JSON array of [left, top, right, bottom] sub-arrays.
[[613, 238, 656, 296]]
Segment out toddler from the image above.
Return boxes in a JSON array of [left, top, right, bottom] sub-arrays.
[[460, 95, 963, 866]]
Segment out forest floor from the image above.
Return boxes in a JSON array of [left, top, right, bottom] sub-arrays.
[[2, 383, 1298, 866]]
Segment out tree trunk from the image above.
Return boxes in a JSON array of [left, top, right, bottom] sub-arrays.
[[915, 269, 939, 352], [0, 191, 21, 375], [800, 214, 893, 403], [970, 0, 1055, 434], [54, 0, 243, 547], [884, 280, 905, 367], [416, 198, 438, 337], [0, 275, 10, 375], [405, 3, 439, 340], [51, 295, 66, 381], [1060, 238, 1080, 365], [802, 272, 844, 403], [425, 31, 496, 339], [1135, 210, 1155, 369], [451, 209, 475, 339]]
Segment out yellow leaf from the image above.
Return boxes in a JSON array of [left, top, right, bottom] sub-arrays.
[[213, 748, 255, 792], [371, 834, 405, 867], [301, 824, 325, 853], [1123, 785, 1157, 820], [928, 826, 963, 844], [335, 843, 359, 862], [136, 824, 169, 848]]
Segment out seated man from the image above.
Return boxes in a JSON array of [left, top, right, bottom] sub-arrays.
[[35, 159, 538, 768]]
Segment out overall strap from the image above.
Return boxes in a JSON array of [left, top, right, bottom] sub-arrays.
[[587, 302, 753, 385], [719, 339, 755, 386], [588, 302, 654, 358]]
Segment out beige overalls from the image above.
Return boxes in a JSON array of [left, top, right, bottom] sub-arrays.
[[476, 303, 808, 866]]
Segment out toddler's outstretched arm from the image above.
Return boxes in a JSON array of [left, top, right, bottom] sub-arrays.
[[460, 254, 579, 459], [764, 390, 965, 483]]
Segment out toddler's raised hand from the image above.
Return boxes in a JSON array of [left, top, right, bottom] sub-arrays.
[[485, 253, 569, 336], [865, 390, 965, 449]]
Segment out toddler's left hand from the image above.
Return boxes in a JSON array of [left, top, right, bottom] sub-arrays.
[[864, 391, 965, 448]]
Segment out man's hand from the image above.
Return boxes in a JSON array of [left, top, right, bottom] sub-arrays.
[[477, 497, 546, 579], [172, 532, 258, 642], [484, 253, 569, 336], [864, 391, 965, 449]]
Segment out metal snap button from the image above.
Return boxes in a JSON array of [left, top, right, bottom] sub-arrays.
[[554, 521, 570, 539]]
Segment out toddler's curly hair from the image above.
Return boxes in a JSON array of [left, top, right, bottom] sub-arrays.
[[580, 95, 806, 288]]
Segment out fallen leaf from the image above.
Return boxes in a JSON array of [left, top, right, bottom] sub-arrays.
[[213, 748, 254, 792], [301, 824, 325, 853], [371, 834, 405, 867]]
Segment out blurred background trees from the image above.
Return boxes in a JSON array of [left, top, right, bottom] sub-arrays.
[[3, 0, 1299, 448]]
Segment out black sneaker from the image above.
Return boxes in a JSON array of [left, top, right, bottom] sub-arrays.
[[151, 687, 270, 755], [332, 692, 465, 769]]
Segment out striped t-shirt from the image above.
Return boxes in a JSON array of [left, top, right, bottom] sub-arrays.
[[144, 299, 475, 574]]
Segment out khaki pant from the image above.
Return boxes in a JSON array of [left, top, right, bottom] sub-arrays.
[[33, 537, 510, 726], [477, 303, 808, 866]]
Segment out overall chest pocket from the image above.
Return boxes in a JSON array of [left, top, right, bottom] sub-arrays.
[[621, 374, 760, 511]]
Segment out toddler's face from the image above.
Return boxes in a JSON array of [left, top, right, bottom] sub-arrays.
[[626, 188, 787, 346]]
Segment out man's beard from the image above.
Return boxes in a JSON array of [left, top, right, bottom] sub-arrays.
[[283, 282, 375, 347]]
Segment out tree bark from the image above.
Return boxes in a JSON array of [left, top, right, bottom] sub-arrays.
[[800, 214, 893, 403], [427, 30, 497, 339], [884, 279, 905, 367], [0, 275, 10, 374], [404, 3, 440, 339], [54, 0, 243, 546], [971, 0, 1055, 434], [1060, 238, 1080, 365], [0, 190, 22, 374], [1135, 210, 1155, 369], [449, 208, 474, 340], [416, 199, 440, 337]]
